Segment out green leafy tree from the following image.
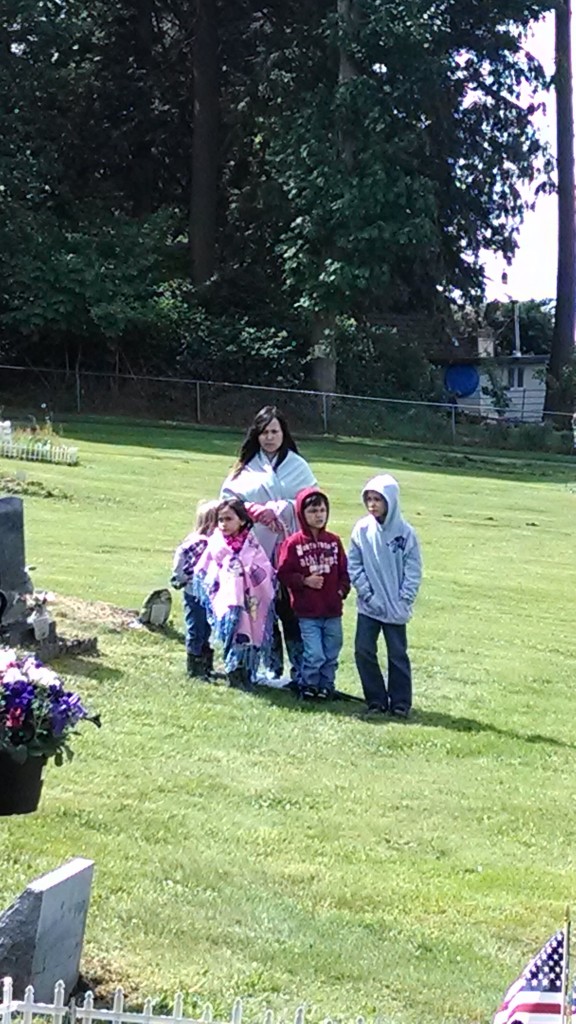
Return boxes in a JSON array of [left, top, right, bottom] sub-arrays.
[[243, 0, 552, 389], [0, 0, 557, 398], [484, 299, 555, 355]]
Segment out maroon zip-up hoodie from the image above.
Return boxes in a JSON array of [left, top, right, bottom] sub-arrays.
[[277, 487, 350, 618]]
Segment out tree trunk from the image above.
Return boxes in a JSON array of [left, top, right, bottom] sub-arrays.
[[310, 0, 357, 393], [131, 0, 155, 217], [337, 0, 356, 172], [545, 0, 575, 413], [190, 0, 219, 287], [310, 315, 337, 393]]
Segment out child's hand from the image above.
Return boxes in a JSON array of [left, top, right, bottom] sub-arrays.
[[305, 574, 324, 589]]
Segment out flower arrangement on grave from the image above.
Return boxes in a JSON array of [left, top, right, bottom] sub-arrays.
[[0, 405, 79, 466], [0, 647, 100, 765]]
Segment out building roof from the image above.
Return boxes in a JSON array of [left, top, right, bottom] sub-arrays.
[[434, 353, 549, 367]]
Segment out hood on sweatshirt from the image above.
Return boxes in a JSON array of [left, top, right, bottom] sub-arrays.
[[361, 474, 405, 533], [295, 486, 330, 534]]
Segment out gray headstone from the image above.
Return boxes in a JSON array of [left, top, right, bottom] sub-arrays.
[[0, 496, 34, 642], [0, 497, 32, 593], [0, 857, 94, 999]]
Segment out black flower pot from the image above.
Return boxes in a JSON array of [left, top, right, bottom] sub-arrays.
[[0, 752, 45, 815]]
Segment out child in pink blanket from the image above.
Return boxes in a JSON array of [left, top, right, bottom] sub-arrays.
[[193, 498, 276, 691]]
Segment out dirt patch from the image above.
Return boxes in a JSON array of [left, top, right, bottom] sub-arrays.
[[52, 593, 138, 633], [0, 471, 70, 499], [74, 955, 144, 1007]]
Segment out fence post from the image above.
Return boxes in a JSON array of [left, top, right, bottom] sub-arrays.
[[450, 403, 456, 444], [196, 381, 201, 424], [321, 393, 328, 434], [2, 977, 13, 1024]]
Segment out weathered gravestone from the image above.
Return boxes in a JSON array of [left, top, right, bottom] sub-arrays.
[[0, 495, 34, 643], [0, 857, 94, 999]]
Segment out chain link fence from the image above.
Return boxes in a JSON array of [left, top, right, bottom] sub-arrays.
[[0, 364, 573, 453]]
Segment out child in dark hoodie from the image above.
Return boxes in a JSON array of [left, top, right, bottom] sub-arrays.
[[277, 487, 350, 697], [348, 474, 422, 719]]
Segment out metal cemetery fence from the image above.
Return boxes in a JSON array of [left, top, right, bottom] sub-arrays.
[[0, 364, 572, 451]]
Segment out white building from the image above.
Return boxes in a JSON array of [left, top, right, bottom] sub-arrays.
[[459, 354, 548, 422]]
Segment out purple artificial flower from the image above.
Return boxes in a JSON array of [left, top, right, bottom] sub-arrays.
[[49, 689, 88, 735], [2, 678, 36, 711], [0, 645, 98, 762]]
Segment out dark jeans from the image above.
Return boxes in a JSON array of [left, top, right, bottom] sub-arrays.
[[183, 592, 211, 656], [267, 583, 303, 682], [354, 614, 412, 711]]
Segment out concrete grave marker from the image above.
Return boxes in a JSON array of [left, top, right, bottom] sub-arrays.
[[0, 496, 34, 643], [0, 857, 94, 999]]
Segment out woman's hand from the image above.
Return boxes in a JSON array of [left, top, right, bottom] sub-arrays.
[[245, 502, 284, 533], [258, 508, 281, 529]]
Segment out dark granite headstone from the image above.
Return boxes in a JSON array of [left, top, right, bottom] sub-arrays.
[[0, 497, 32, 592], [0, 496, 34, 642]]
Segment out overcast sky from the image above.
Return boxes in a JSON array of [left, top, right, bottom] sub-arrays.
[[482, 13, 574, 302]]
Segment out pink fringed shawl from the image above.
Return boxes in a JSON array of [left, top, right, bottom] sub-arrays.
[[193, 527, 276, 670]]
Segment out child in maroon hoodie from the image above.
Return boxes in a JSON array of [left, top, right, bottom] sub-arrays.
[[277, 487, 350, 697]]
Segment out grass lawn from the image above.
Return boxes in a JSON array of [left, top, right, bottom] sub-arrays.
[[0, 420, 575, 1024]]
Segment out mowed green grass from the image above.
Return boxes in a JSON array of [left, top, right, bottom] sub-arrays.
[[1, 421, 575, 1024]]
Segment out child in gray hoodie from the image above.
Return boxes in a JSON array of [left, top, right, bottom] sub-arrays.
[[348, 474, 422, 718]]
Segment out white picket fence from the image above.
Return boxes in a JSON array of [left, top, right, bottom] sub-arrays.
[[1, 979, 376, 1024], [0, 442, 78, 466]]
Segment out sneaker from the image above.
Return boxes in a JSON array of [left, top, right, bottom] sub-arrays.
[[317, 686, 335, 700], [361, 704, 388, 719], [390, 705, 410, 720]]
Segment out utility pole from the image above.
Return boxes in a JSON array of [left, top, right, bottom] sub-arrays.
[[513, 301, 521, 357]]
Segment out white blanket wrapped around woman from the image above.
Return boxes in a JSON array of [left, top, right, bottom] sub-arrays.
[[221, 450, 316, 559]]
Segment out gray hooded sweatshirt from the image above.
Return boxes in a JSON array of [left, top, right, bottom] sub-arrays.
[[347, 474, 422, 624]]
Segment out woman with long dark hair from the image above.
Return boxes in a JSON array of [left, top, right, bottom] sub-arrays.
[[221, 405, 317, 681]]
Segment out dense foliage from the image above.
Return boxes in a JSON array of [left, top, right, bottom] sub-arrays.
[[0, 0, 554, 396], [484, 299, 555, 355]]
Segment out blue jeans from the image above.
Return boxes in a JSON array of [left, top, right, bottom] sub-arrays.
[[183, 592, 211, 655], [354, 614, 411, 711], [299, 617, 343, 693], [266, 584, 303, 683]]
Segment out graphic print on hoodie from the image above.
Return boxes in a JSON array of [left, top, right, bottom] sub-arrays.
[[277, 487, 350, 619], [348, 474, 422, 625]]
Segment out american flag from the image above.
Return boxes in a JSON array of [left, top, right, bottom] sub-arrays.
[[493, 930, 566, 1024]]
